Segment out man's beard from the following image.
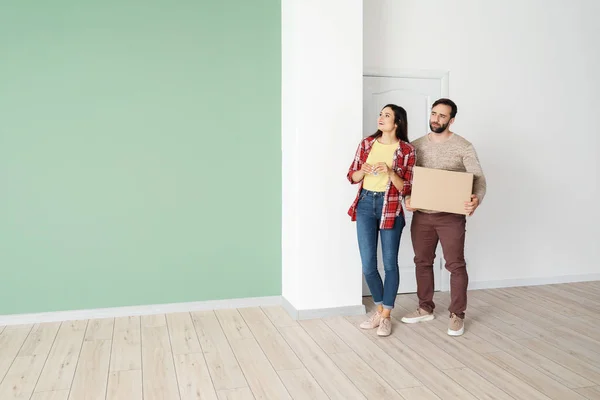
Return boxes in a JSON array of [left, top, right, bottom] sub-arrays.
[[429, 122, 448, 133]]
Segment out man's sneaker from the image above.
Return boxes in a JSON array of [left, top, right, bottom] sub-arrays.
[[401, 308, 435, 324], [377, 317, 392, 337], [448, 313, 465, 336], [360, 310, 382, 329]]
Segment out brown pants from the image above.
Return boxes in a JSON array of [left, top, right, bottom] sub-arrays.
[[411, 211, 468, 318]]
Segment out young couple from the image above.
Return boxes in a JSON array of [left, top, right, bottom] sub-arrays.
[[347, 98, 487, 337]]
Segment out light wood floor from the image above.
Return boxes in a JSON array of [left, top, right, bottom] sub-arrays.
[[1, 282, 600, 400]]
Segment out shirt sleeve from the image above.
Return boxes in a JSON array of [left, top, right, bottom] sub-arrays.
[[399, 144, 416, 197], [347, 140, 365, 184], [463, 144, 487, 203]]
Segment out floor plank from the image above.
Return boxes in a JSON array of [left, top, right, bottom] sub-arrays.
[[68, 339, 112, 400], [483, 351, 587, 400], [229, 338, 292, 400], [18, 322, 60, 357], [398, 386, 441, 400], [277, 325, 366, 400], [324, 316, 422, 390], [487, 288, 600, 343], [173, 352, 218, 400], [110, 317, 141, 372], [167, 312, 203, 355], [0, 355, 46, 399], [238, 307, 303, 371], [391, 319, 465, 370], [106, 370, 142, 400], [0, 325, 34, 382], [329, 350, 403, 399], [515, 337, 600, 385], [0, 322, 57, 399], [191, 311, 248, 391], [216, 309, 291, 400], [140, 317, 181, 400], [260, 306, 297, 328], [84, 318, 114, 341], [277, 368, 329, 400], [215, 309, 254, 341], [416, 323, 552, 400], [298, 318, 352, 354], [575, 385, 600, 399], [558, 283, 600, 300], [468, 291, 550, 337], [443, 367, 514, 400], [469, 290, 600, 366], [217, 387, 255, 400], [532, 285, 600, 312], [34, 320, 87, 392], [30, 391, 70, 400]]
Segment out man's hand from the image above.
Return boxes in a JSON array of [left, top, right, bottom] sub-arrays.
[[405, 196, 417, 212], [465, 195, 479, 216]]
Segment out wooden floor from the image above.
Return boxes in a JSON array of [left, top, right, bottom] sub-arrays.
[[1, 282, 600, 400]]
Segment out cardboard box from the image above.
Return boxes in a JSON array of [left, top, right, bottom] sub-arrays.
[[409, 166, 473, 215]]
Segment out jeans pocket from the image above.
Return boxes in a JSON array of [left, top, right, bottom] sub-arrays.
[[356, 193, 369, 213], [357, 191, 367, 203]]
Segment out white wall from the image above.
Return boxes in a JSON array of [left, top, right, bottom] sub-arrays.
[[365, 0, 600, 286], [282, 0, 365, 311]]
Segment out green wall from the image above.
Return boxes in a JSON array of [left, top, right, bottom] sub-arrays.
[[0, 1, 281, 315]]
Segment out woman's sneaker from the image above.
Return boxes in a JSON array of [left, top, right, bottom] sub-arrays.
[[377, 317, 392, 336], [359, 310, 382, 329], [401, 308, 434, 324]]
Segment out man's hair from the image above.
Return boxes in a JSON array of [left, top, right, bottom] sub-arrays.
[[432, 98, 457, 119]]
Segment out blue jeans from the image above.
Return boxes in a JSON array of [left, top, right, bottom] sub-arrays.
[[356, 189, 405, 309]]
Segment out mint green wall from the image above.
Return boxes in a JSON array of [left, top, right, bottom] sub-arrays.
[[0, 1, 281, 315]]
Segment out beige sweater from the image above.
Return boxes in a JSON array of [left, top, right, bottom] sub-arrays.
[[408, 133, 486, 212]]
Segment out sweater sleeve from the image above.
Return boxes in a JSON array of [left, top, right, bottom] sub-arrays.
[[463, 144, 487, 203]]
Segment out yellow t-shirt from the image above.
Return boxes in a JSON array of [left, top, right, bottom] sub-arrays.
[[362, 140, 398, 192]]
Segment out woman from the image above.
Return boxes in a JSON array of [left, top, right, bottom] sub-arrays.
[[346, 104, 416, 337]]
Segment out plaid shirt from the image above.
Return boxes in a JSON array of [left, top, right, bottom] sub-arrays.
[[347, 136, 416, 229]]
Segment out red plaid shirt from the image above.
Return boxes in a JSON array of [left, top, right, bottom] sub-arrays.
[[347, 136, 416, 229]]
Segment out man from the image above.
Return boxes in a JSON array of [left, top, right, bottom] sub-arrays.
[[401, 98, 486, 336]]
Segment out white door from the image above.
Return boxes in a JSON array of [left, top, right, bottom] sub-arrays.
[[361, 72, 448, 295]]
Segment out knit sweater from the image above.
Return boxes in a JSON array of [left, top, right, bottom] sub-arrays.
[[408, 133, 486, 212]]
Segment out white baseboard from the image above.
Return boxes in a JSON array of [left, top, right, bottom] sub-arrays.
[[282, 297, 366, 320], [3, 273, 597, 326], [467, 273, 600, 291], [0, 296, 282, 326]]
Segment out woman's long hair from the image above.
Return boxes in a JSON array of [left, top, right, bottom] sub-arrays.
[[369, 104, 409, 143]]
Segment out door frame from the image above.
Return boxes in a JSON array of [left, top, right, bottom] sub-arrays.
[[362, 68, 451, 292], [364, 68, 449, 92]]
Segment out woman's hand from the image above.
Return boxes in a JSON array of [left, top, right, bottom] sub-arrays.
[[360, 163, 375, 174], [351, 163, 373, 182], [373, 162, 392, 175]]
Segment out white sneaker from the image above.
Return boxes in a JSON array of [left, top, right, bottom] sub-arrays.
[[401, 308, 435, 324], [448, 313, 465, 336]]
